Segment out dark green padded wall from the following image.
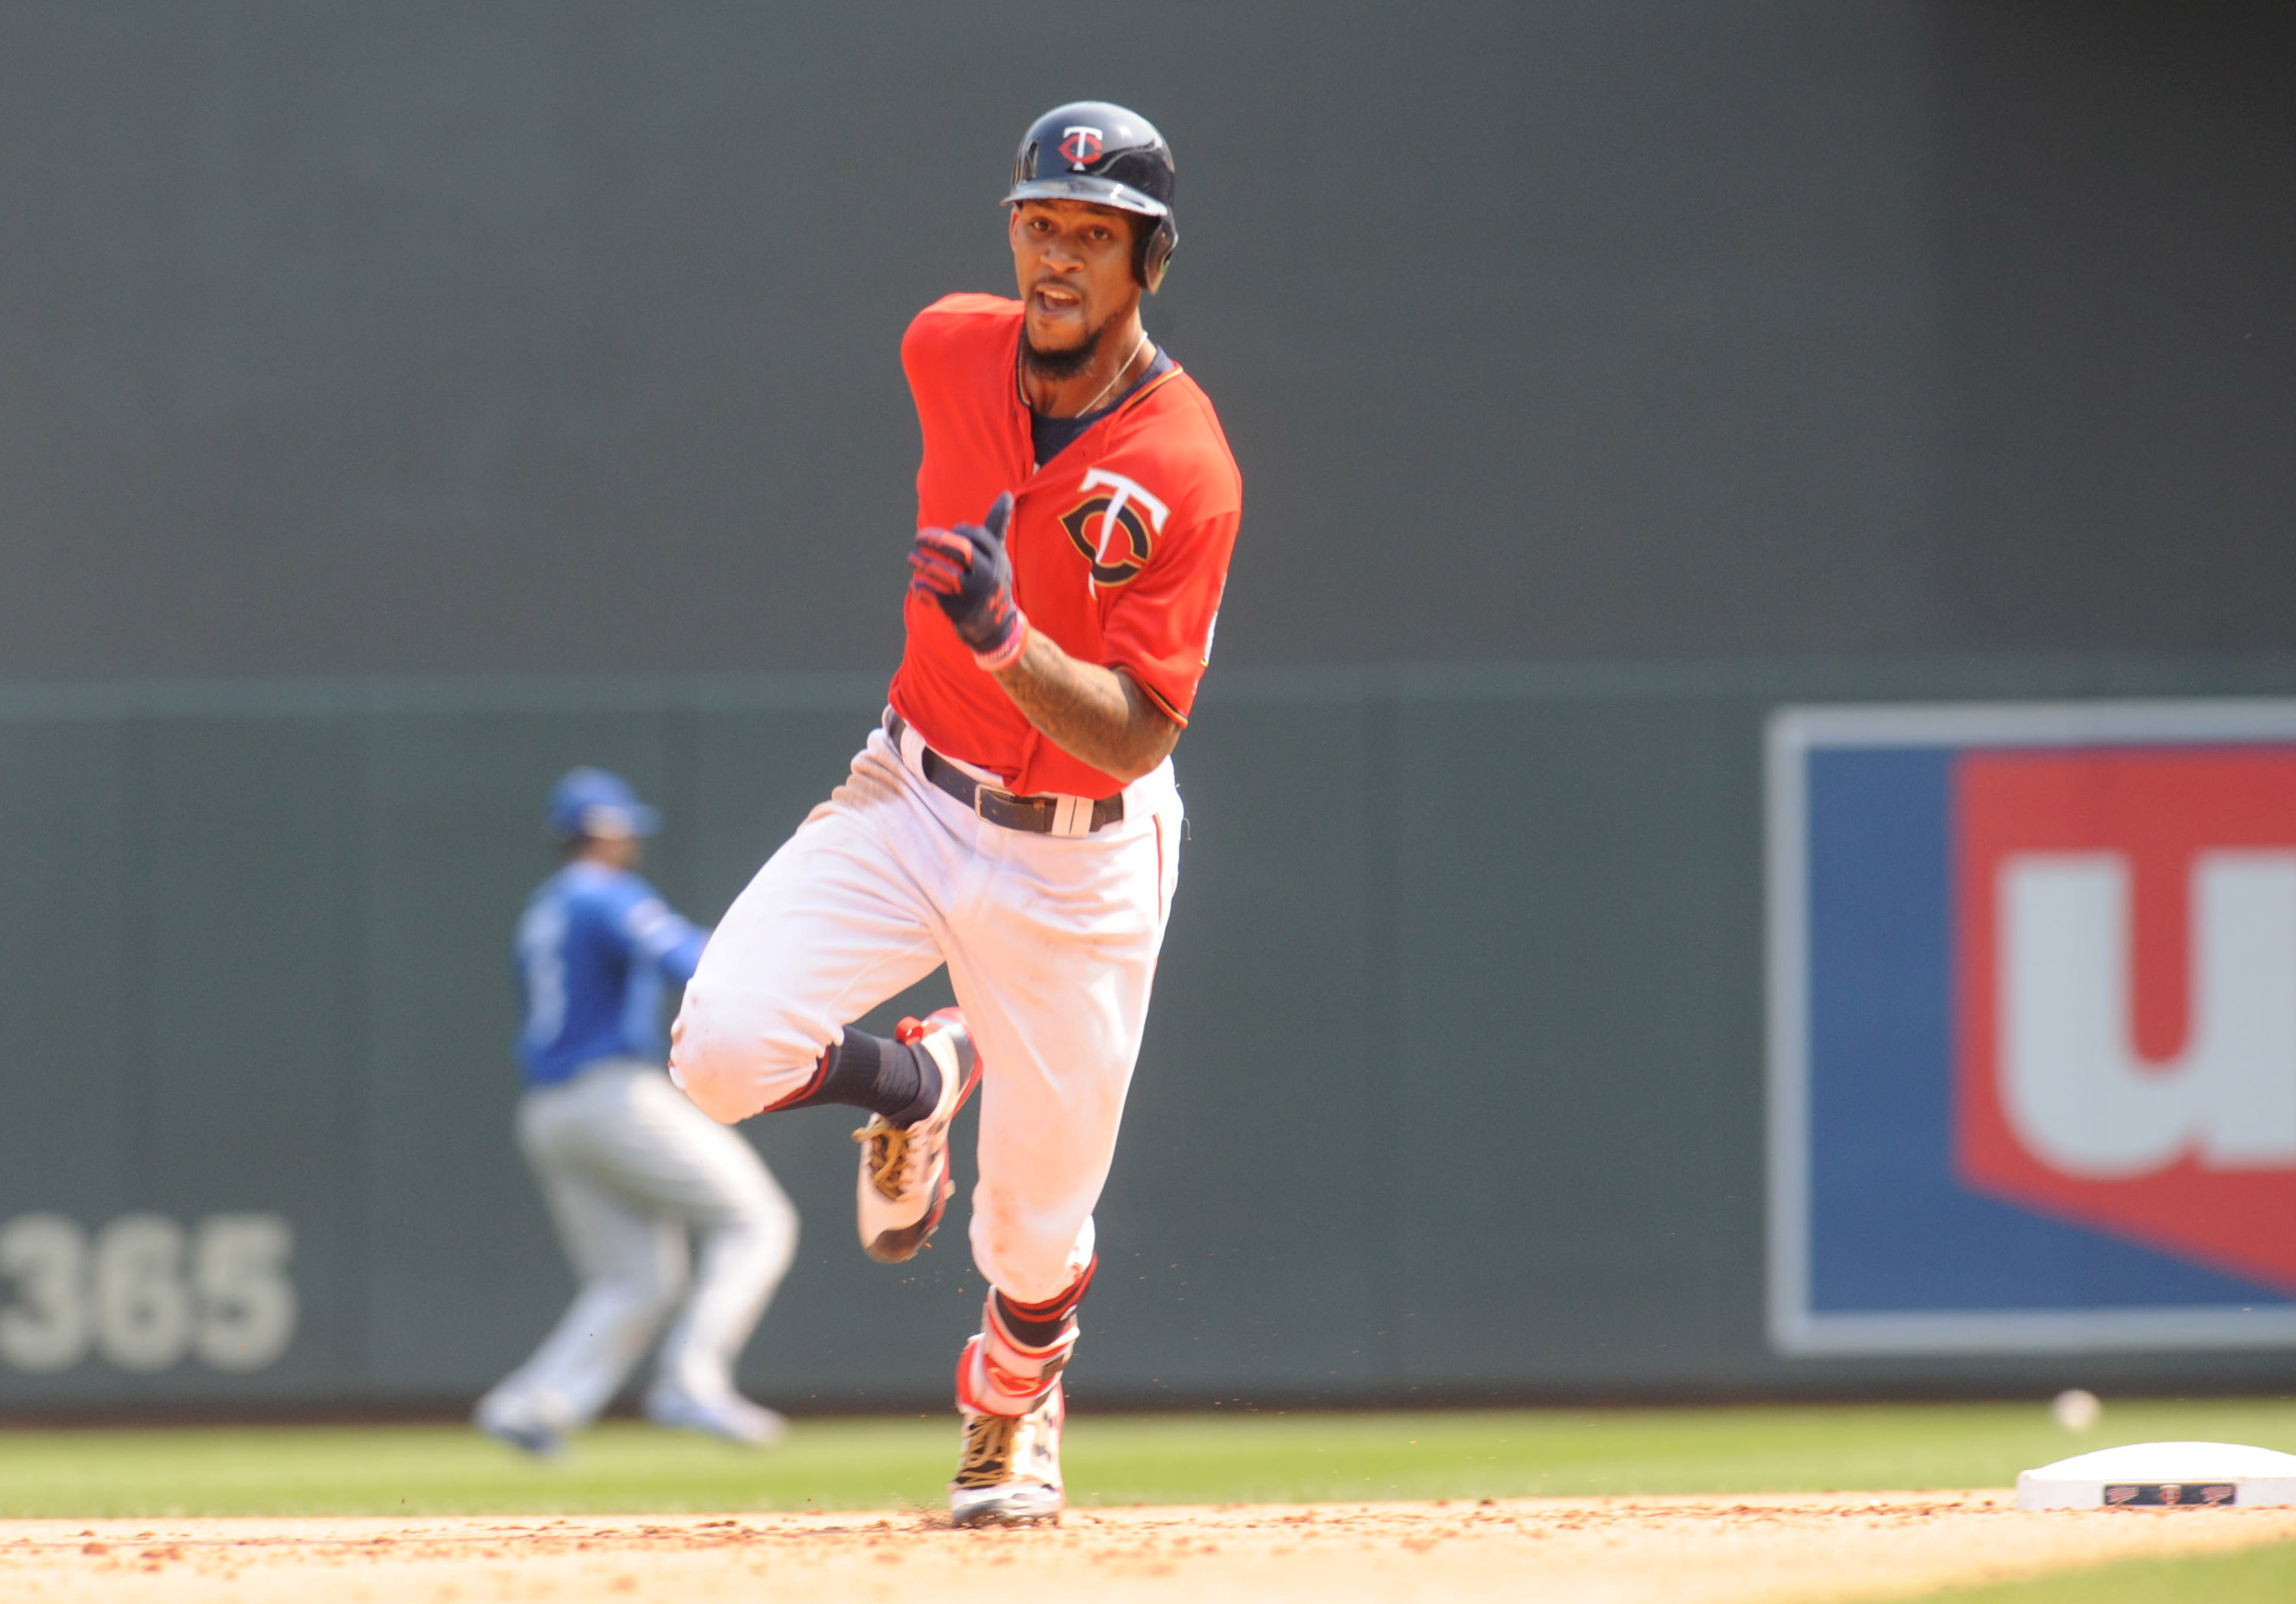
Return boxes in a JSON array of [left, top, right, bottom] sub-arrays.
[[2, 5, 2292, 680], [2, 661, 2294, 1411]]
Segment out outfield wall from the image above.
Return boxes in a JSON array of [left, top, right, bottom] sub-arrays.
[[3, 657, 2294, 1415], [2, 5, 2292, 682]]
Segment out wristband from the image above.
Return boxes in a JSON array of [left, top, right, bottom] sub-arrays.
[[971, 610, 1031, 673]]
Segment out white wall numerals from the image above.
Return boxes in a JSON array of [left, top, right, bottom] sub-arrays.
[[0, 1216, 87, 1372], [0, 1213, 296, 1374], [191, 1214, 298, 1371]]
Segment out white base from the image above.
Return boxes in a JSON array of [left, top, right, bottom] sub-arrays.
[[2017, 1442, 2296, 1510]]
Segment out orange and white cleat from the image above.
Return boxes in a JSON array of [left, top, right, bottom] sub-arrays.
[[950, 1328, 1068, 1527], [853, 1009, 981, 1263]]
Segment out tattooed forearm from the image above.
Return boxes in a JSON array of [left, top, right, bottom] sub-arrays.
[[991, 631, 1179, 783]]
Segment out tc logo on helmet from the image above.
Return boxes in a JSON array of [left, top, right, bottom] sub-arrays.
[[1058, 126, 1104, 168], [1060, 468, 1168, 588]]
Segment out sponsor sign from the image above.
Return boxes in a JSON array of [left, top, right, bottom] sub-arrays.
[[1768, 701, 2296, 1353]]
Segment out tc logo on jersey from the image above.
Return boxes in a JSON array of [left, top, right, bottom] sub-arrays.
[[1059, 126, 1104, 168], [1769, 701, 2296, 1356], [1060, 468, 1169, 588]]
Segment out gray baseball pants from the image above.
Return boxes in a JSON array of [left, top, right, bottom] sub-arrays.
[[478, 1059, 798, 1433]]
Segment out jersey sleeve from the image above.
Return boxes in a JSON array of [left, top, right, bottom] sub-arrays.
[[1101, 500, 1240, 728], [612, 878, 710, 987]]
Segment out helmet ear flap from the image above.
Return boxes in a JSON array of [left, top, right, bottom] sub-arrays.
[[1137, 216, 1177, 292]]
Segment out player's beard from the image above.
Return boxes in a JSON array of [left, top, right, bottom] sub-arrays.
[[1020, 315, 1118, 383]]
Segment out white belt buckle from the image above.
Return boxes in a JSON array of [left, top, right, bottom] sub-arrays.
[[1049, 794, 1092, 838]]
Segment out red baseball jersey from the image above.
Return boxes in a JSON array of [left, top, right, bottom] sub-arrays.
[[888, 294, 1243, 800]]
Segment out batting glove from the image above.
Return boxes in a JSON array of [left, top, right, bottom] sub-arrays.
[[908, 492, 1030, 670]]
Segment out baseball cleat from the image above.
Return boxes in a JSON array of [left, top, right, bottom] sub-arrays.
[[644, 1392, 788, 1448], [474, 1403, 566, 1460], [950, 1348, 1065, 1527], [853, 1009, 981, 1263]]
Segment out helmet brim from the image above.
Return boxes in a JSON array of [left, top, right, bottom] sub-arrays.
[[1003, 176, 1169, 218], [555, 800, 660, 841]]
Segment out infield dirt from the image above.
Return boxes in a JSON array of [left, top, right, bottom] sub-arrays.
[[2, 1491, 2292, 1603]]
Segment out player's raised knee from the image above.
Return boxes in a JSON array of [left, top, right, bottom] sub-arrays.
[[667, 982, 827, 1124]]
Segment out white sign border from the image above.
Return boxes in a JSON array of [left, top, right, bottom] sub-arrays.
[[1767, 697, 2296, 1355]]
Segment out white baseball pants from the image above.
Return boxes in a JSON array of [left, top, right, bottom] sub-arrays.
[[672, 722, 1182, 1304], [478, 1060, 798, 1433]]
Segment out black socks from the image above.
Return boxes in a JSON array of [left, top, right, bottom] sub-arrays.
[[784, 1029, 943, 1126], [993, 1258, 1097, 1346]]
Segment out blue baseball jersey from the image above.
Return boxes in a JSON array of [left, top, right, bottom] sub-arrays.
[[514, 862, 709, 1087]]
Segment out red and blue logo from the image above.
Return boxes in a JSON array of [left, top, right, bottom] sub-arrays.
[[1058, 126, 1104, 168], [1769, 702, 2296, 1353]]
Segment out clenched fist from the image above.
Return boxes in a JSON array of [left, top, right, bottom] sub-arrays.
[[908, 492, 1030, 670]]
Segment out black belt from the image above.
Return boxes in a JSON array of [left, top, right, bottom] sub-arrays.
[[885, 713, 1124, 835]]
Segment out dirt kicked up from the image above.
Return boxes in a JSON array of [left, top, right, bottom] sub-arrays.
[[2, 1490, 2292, 1603]]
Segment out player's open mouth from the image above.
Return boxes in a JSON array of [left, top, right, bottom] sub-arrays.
[[1032, 285, 1083, 312]]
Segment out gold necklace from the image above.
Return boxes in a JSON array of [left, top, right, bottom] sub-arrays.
[[1076, 333, 1151, 416], [1023, 332, 1151, 420]]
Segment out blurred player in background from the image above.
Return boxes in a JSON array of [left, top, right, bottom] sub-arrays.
[[475, 768, 798, 1456], [670, 101, 1239, 1524]]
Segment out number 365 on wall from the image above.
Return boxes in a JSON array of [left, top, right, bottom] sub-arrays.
[[0, 1214, 296, 1374]]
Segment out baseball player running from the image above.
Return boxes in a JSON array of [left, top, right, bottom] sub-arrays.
[[477, 768, 799, 1457], [670, 102, 1239, 1524]]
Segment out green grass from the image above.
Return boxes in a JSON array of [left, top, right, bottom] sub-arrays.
[[1908, 1538, 2296, 1602], [0, 1397, 2291, 1518]]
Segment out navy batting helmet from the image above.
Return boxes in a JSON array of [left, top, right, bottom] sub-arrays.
[[546, 768, 659, 843], [1004, 101, 1177, 292]]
